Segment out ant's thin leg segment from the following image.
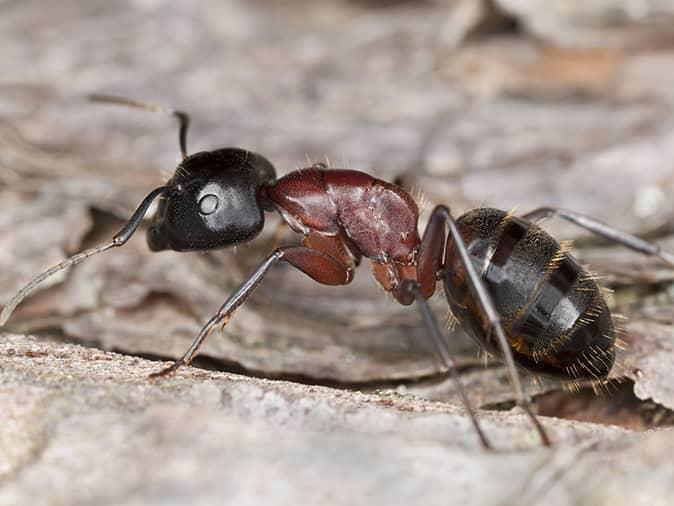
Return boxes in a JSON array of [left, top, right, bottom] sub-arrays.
[[149, 246, 352, 378], [149, 250, 284, 378], [0, 186, 168, 328], [522, 207, 674, 267], [405, 282, 492, 449], [437, 206, 551, 446], [89, 94, 191, 159]]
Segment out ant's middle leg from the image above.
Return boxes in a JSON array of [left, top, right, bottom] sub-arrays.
[[402, 280, 492, 449], [149, 245, 352, 378]]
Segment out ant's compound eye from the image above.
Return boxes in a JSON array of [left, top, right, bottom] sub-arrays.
[[198, 194, 219, 215]]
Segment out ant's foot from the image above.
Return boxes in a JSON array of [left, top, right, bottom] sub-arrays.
[[148, 360, 185, 379]]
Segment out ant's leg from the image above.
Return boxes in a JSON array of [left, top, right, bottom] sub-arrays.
[[522, 207, 674, 266], [89, 94, 190, 159], [432, 205, 551, 446], [403, 281, 492, 449], [149, 246, 352, 378], [0, 185, 168, 327]]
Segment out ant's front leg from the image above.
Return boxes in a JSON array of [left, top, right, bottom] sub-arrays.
[[149, 246, 352, 378]]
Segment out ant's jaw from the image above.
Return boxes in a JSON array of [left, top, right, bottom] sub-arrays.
[[147, 223, 171, 252]]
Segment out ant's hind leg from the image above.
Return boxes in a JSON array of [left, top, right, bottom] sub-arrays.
[[522, 207, 674, 267], [423, 205, 551, 447]]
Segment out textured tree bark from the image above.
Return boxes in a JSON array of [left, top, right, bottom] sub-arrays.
[[1, 1, 674, 503], [2, 334, 673, 506]]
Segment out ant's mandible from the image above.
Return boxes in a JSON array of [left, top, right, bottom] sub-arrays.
[[2, 95, 674, 450]]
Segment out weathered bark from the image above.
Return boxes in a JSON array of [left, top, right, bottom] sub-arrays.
[[2, 335, 674, 506], [2, 1, 674, 503]]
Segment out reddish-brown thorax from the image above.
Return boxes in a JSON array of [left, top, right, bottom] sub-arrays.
[[262, 167, 422, 303]]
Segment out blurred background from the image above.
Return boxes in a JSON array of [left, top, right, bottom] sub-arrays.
[[2, 0, 674, 427]]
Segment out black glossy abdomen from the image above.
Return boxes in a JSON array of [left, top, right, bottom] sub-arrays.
[[443, 208, 615, 381]]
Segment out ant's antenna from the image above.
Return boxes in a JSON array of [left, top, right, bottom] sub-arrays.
[[89, 94, 191, 160], [0, 186, 168, 327]]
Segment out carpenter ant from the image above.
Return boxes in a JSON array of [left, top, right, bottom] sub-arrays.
[[3, 95, 674, 450]]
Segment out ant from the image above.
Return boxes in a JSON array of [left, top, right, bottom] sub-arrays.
[[2, 95, 673, 450]]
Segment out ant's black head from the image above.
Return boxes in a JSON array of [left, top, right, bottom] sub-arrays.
[[147, 148, 276, 252]]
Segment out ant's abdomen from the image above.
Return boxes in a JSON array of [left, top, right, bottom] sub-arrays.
[[443, 208, 615, 381]]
